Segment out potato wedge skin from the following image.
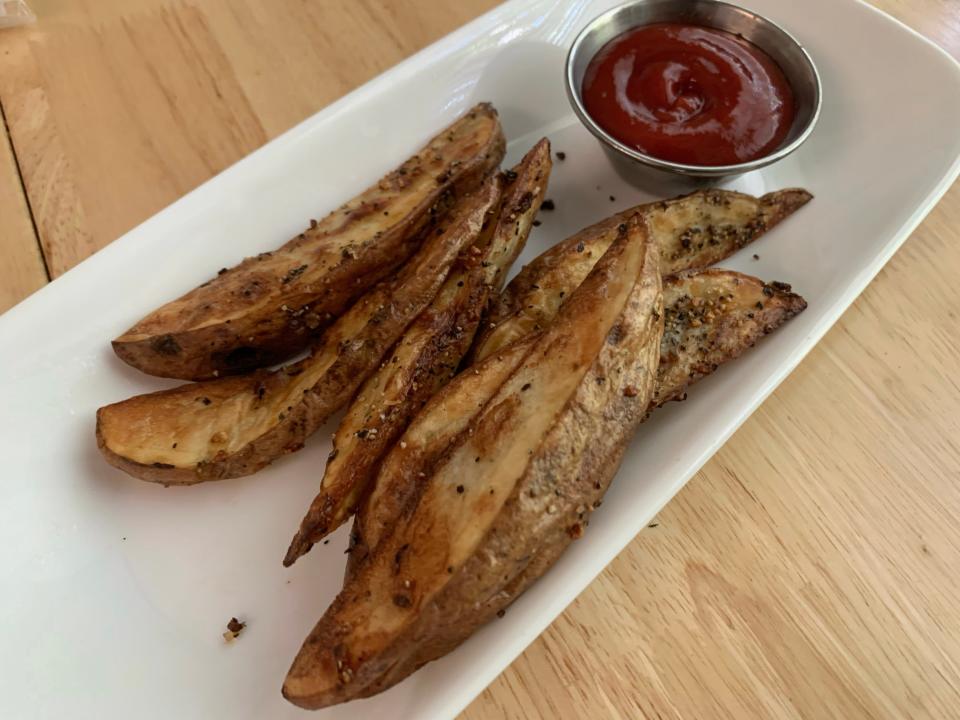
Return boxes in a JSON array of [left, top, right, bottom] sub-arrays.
[[336, 270, 806, 657], [655, 269, 807, 407], [313, 272, 807, 705], [345, 336, 536, 580], [283, 140, 552, 564], [113, 103, 506, 381], [404, 271, 806, 666], [482, 138, 552, 289], [282, 215, 660, 709], [365, 216, 663, 693], [96, 178, 503, 484], [474, 187, 810, 362], [406, 269, 806, 664], [348, 268, 805, 544], [282, 253, 491, 563]]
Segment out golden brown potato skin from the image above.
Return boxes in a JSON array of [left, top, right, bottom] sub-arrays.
[[350, 268, 806, 568], [342, 335, 537, 582], [406, 272, 808, 668], [282, 245, 493, 563], [96, 178, 503, 485], [473, 187, 811, 362], [112, 103, 506, 381], [283, 140, 552, 565], [365, 220, 664, 696], [330, 268, 806, 695], [282, 215, 662, 709], [654, 269, 807, 408]]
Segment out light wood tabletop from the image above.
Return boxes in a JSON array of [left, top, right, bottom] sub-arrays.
[[2, 1, 959, 718]]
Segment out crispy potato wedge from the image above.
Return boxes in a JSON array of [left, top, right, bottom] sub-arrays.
[[283, 140, 552, 565], [96, 178, 503, 485], [317, 269, 807, 708], [481, 139, 552, 291], [408, 271, 807, 653], [346, 269, 806, 581], [473, 187, 811, 362], [282, 214, 662, 708], [654, 269, 807, 407], [346, 335, 537, 579], [113, 103, 506, 381]]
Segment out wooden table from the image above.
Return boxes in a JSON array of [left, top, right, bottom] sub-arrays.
[[3, 2, 959, 717]]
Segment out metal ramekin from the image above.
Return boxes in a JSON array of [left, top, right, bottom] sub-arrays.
[[565, 0, 822, 178]]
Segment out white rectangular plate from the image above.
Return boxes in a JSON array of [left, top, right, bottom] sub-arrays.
[[2, 1, 959, 718]]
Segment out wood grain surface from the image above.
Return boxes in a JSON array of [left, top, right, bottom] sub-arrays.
[[1, 2, 959, 718], [0, 93, 45, 313]]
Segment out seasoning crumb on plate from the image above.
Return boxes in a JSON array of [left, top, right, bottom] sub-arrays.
[[223, 617, 246, 642], [541, 199, 555, 211], [555, 151, 566, 160]]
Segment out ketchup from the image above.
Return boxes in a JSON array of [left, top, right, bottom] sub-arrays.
[[581, 23, 795, 166]]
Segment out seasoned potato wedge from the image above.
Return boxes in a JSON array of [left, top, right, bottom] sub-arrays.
[[481, 139, 552, 291], [113, 103, 506, 381], [473, 187, 810, 362], [654, 269, 807, 407], [96, 178, 503, 485], [347, 335, 536, 578], [307, 268, 807, 710], [412, 271, 807, 653], [344, 269, 806, 585], [282, 215, 662, 708], [281, 267, 487, 565], [283, 140, 551, 565]]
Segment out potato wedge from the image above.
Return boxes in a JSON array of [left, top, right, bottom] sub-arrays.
[[96, 178, 503, 485], [283, 139, 552, 565], [481, 138, 552, 291], [654, 269, 807, 408], [345, 268, 806, 579], [404, 271, 808, 657], [345, 335, 537, 579], [473, 187, 811, 362], [282, 214, 662, 708], [325, 275, 806, 707], [340, 266, 806, 595], [112, 103, 506, 381]]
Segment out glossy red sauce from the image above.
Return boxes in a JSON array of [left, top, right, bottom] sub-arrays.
[[582, 23, 795, 166]]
